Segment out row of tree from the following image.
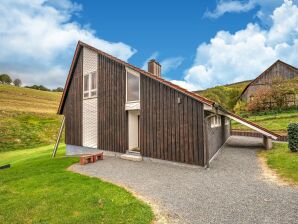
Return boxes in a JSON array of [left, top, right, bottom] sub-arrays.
[[0, 74, 22, 86], [0, 74, 63, 92]]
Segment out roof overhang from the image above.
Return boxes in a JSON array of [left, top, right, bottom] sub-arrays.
[[203, 105, 278, 140], [57, 41, 214, 114]]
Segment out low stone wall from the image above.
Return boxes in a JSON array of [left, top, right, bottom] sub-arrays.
[[231, 130, 288, 142]]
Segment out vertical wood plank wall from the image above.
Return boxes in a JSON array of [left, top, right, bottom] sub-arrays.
[[97, 54, 128, 153], [140, 75, 205, 166], [63, 49, 83, 146]]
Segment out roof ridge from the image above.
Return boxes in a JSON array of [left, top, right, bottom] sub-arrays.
[[239, 59, 298, 99], [78, 41, 214, 104]]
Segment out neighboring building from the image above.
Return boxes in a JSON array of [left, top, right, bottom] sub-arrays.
[[58, 41, 278, 167], [240, 60, 298, 104]]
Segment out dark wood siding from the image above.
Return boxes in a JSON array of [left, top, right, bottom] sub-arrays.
[[140, 75, 205, 166], [63, 49, 83, 146], [97, 54, 128, 153]]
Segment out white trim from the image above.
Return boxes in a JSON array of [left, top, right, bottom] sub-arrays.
[[203, 104, 213, 111], [226, 114, 278, 140], [125, 102, 140, 110], [83, 71, 97, 99], [126, 67, 140, 103]]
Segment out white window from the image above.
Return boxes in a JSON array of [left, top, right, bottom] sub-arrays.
[[126, 69, 140, 102], [225, 118, 230, 125], [211, 115, 221, 128], [83, 71, 97, 99]]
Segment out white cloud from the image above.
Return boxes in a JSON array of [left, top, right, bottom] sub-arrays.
[[178, 0, 298, 91], [204, 0, 257, 18], [171, 80, 198, 91], [0, 0, 136, 88], [160, 57, 184, 74], [141, 52, 183, 75]]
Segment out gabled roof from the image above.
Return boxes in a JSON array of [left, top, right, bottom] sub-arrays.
[[57, 41, 214, 114], [57, 41, 279, 140], [240, 60, 298, 99]]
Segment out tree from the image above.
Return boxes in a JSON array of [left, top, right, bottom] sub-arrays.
[[270, 77, 295, 111], [247, 87, 271, 112], [0, 74, 12, 84], [52, 87, 64, 92], [13, 78, 22, 87], [25, 85, 50, 91]]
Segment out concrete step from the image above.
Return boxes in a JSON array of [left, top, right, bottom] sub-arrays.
[[120, 153, 142, 162], [126, 150, 141, 156]]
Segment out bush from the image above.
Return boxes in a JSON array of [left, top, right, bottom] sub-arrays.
[[288, 123, 298, 152]]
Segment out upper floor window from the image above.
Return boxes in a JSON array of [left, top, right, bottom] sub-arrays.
[[83, 71, 97, 99], [126, 69, 140, 102], [211, 115, 221, 128]]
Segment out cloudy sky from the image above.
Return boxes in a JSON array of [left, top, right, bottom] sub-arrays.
[[0, 0, 298, 90]]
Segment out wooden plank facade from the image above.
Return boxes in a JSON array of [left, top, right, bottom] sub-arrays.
[[97, 54, 128, 153], [63, 49, 83, 146], [60, 42, 233, 166], [241, 60, 298, 102], [140, 75, 205, 166]]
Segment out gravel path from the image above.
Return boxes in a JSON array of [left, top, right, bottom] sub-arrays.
[[71, 136, 298, 224]]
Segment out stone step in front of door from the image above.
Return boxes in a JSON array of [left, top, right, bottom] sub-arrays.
[[120, 154, 143, 162]]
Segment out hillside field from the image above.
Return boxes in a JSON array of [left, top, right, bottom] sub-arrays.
[[195, 80, 251, 110], [0, 85, 63, 152]]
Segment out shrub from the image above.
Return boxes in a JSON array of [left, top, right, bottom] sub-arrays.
[[288, 123, 298, 152], [233, 100, 247, 115]]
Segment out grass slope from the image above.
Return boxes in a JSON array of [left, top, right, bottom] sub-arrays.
[[0, 145, 153, 224], [232, 110, 298, 135], [194, 80, 251, 110], [259, 142, 298, 184], [0, 85, 62, 152]]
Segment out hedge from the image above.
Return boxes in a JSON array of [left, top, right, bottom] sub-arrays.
[[288, 123, 298, 152]]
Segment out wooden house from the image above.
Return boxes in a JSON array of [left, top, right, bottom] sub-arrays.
[[58, 41, 278, 167], [240, 60, 298, 106]]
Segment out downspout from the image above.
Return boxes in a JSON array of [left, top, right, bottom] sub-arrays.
[[204, 103, 219, 169]]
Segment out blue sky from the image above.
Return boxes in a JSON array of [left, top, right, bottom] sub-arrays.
[[0, 0, 298, 90]]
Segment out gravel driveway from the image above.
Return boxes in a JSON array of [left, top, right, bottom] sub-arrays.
[[71, 136, 298, 224]]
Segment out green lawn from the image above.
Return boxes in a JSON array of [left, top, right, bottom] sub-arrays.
[[259, 142, 298, 185], [232, 111, 298, 135], [0, 145, 154, 224]]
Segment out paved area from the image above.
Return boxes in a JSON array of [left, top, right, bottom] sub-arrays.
[[71, 136, 298, 224]]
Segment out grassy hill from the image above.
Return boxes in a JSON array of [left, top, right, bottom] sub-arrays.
[[194, 80, 251, 110], [0, 85, 63, 152]]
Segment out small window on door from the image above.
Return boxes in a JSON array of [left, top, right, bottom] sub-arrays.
[[83, 71, 97, 99]]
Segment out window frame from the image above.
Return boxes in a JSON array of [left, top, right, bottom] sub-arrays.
[[211, 115, 222, 128], [126, 68, 140, 103], [83, 71, 97, 99]]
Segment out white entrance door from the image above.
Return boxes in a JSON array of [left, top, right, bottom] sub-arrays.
[[128, 110, 140, 150]]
